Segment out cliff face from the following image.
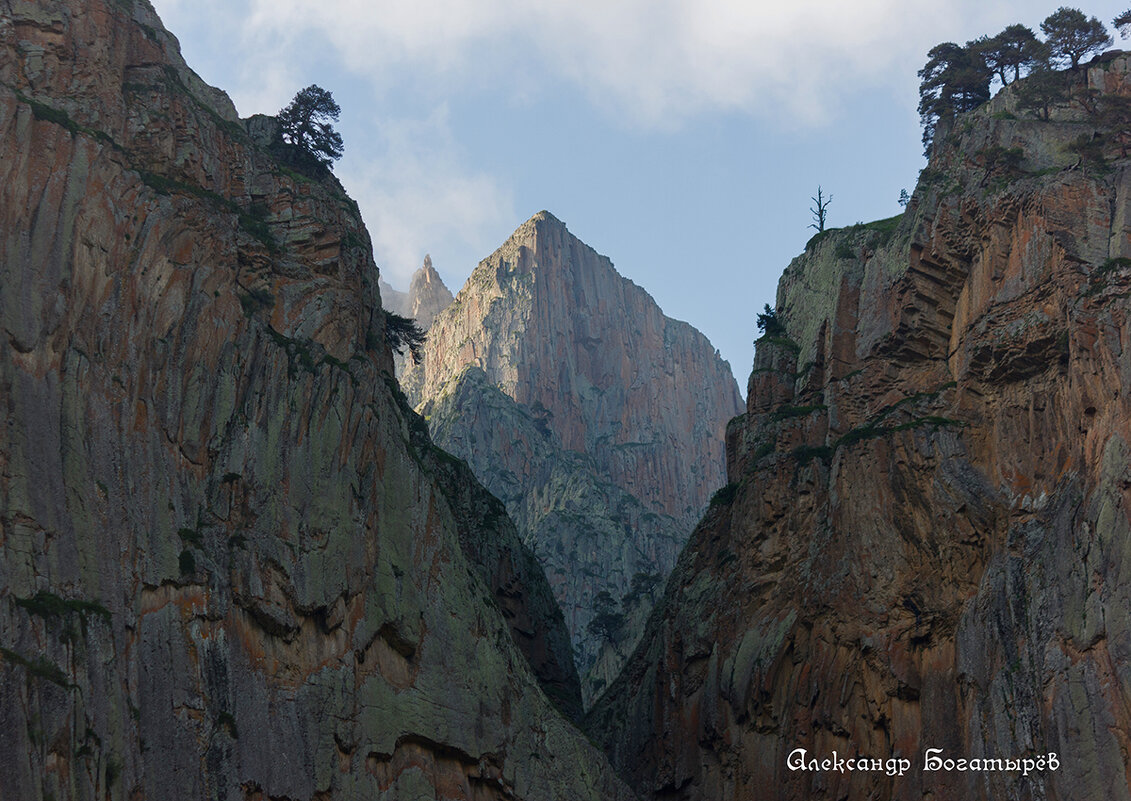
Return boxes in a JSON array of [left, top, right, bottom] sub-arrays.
[[404, 213, 741, 704], [404, 211, 744, 530], [588, 55, 1131, 800], [0, 2, 630, 799], [421, 366, 684, 704]]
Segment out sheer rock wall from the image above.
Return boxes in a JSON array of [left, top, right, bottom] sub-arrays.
[[0, 3, 632, 799], [587, 55, 1131, 801]]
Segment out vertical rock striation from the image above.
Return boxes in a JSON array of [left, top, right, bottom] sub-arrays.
[[588, 54, 1131, 801], [421, 366, 684, 704], [404, 211, 743, 530], [0, 2, 632, 799], [405, 213, 741, 703]]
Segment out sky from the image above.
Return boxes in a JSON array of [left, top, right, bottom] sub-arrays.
[[151, 0, 1131, 389]]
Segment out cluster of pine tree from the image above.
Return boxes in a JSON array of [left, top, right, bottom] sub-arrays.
[[919, 7, 1131, 152]]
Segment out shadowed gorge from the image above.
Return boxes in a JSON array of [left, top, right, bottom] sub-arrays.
[[12, 1, 1131, 800]]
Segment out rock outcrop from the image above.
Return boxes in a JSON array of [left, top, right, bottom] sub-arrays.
[[587, 54, 1131, 801], [0, 2, 632, 799], [380, 254, 453, 330], [403, 211, 743, 530], [405, 213, 741, 703], [421, 366, 684, 704]]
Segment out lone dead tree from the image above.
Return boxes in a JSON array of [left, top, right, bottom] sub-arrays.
[[809, 186, 832, 232]]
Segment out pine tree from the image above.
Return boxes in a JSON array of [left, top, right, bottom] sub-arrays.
[[918, 41, 993, 153], [384, 312, 426, 363], [1116, 10, 1131, 38], [1041, 7, 1111, 69], [277, 85, 345, 168], [975, 24, 1045, 86]]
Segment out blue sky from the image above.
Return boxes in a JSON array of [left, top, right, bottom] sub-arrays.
[[151, 0, 1131, 388]]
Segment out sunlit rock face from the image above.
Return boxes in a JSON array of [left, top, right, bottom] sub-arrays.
[[405, 211, 742, 703], [587, 54, 1131, 801], [404, 210, 743, 531], [0, 2, 635, 799], [380, 254, 454, 330]]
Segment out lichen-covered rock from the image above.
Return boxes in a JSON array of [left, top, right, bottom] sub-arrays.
[[587, 54, 1131, 801], [422, 366, 683, 705], [0, 2, 634, 799]]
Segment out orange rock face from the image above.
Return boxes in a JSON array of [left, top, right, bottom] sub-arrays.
[[0, 3, 632, 800], [588, 55, 1131, 801], [403, 212, 743, 704], [405, 210, 744, 531]]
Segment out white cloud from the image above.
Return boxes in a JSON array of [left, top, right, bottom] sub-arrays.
[[221, 0, 1084, 125], [149, 0, 303, 114], [336, 107, 515, 288]]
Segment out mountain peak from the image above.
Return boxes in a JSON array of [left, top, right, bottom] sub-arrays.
[[474, 210, 600, 283], [407, 212, 743, 526], [379, 255, 454, 328], [528, 209, 563, 225], [415, 253, 442, 283], [506, 209, 569, 245], [407, 254, 454, 328]]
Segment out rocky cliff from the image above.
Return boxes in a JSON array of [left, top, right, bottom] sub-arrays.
[[421, 365, 684, 704], [0, 2, 633, 799], [379, 254, 454, 330], [587, 53, 1131, 800], [403, 211, 744, 530], [404, 213, 741, 704]]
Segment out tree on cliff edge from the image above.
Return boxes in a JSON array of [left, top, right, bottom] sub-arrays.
[[1041, 7, 1111, 68], [384, 312, 426, 363], [756, 304, 784, 338], [918, 41, 992, 153], [975, 24, 1045, 85], [278, 85, 344, 168], [809, 186, 832, 232], [1117, 10, 1131, 38]]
